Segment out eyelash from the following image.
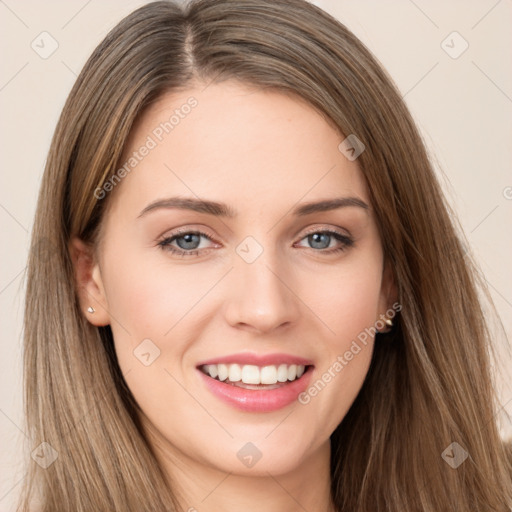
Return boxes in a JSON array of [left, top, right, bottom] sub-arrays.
[[157, 227, 354, 257]]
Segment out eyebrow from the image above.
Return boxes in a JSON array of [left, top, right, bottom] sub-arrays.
[[137, 196, 369, 218]]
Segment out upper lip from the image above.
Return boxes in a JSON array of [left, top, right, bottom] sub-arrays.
[[196, 352, 314, 368]]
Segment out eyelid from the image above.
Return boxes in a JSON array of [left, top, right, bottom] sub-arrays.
[[158, 225, 218, 242], [159, 223, 351, 244], [299, 224, 351, 238]]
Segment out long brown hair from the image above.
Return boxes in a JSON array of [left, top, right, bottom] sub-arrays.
[[19, 0, 512, 510]]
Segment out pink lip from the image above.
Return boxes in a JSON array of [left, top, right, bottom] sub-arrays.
[[197, 365, 315, 413], [196, 352, 314, 367]]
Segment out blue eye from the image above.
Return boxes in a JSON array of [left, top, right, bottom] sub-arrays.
[[297, 231, 354, 253], [157, 229, 354, 257], [157, 230, 213, 257]]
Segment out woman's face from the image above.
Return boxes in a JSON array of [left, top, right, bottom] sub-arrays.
[[74, 80, 396, 478]]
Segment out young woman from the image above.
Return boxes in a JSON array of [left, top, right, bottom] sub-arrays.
[[20, 0, 512, 510]]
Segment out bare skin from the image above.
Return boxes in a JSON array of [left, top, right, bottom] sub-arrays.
[[70, 80, 397, 512]]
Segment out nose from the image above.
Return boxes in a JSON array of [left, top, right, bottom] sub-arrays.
[[223, 247, 301, 334]]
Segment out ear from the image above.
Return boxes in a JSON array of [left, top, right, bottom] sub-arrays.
[[68, 237, 110, 326], [377, 258, 399, 324]]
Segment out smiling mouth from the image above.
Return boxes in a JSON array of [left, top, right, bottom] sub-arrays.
[[198, 363, 314, 390]]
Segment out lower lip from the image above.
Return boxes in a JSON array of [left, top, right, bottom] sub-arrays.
[[197, 367, 314, 412]]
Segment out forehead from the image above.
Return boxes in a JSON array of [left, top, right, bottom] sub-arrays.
[[109, 80, 370, 218]]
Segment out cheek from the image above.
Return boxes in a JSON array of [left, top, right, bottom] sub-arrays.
[[102, 249, 213, 336], [102, 254, 203, 426], [102, 249, 224, 408], [297, 258, 381, 429], [305, 258, 383, 342]]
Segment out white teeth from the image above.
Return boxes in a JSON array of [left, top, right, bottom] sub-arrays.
[[260, 365, 277, 384], [205, 364, 218, 379], [228, 363, 242, 382], [277, 364, 289, 382], [241, 365, 260, 384], [217, 364, 228, 382], [202, 363, 307, 385]]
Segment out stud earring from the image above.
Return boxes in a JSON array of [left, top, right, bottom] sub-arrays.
[[376, 316, 394, 334], [87, 306, 95, 313]]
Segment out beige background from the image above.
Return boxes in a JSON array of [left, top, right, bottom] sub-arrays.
[[1, 0, 511, 509]]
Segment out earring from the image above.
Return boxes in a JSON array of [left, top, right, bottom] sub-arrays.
[[87, 306, 95, 313], [376, 316, 394, 334]]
